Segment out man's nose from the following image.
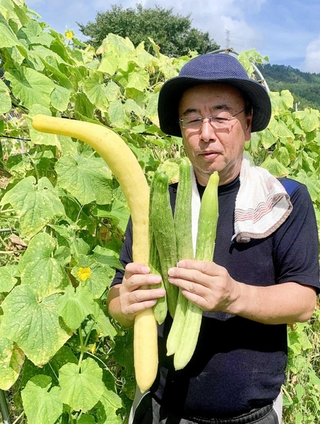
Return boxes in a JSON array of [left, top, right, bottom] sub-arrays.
[[200, 119, 215, 142]]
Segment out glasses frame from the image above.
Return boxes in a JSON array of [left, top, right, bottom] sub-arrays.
[[179, 107, 247, 130]]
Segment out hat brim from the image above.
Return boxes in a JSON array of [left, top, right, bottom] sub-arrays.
[[158, 76, 271, 137]]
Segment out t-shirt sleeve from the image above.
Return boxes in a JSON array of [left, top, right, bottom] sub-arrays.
[[274, 182, 320, 292]]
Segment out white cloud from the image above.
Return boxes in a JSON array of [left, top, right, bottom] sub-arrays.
[[302, 35, 320, 73]]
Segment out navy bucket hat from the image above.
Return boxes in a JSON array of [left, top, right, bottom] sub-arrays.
[[158, 53, 271, 137]]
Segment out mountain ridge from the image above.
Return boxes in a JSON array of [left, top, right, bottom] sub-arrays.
[[257, 63, 320, 110]]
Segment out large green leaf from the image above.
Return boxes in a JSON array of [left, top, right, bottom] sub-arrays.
[[19, 232, 69, 298], [82, 72, 109, 112], [260, 156, 289, 177], [1, 176, 65, 237], [59, 358, 105, 412], [0, 285, 71, 366], [0, 12, 22, 48], [18, 19, 54, 48], [108, 99, 128, 128], [0, 78, 12, 113], [58, 285, 95, 331], [91, 301, 117, 339], [294, 108, 320, 133], [56, 154, 113, 205], [21, 375, 63, 424], [0, 264, 19, 292], [5, 66, 55, 108], [72, 255, 114, 299], [0, 337, 24, 390], [97, 386, 123, 424]]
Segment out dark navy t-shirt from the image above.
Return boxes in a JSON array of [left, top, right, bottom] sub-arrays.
[[112, 175, 320, 418]]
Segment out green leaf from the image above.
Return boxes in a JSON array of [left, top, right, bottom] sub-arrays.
[[108, 100, 128, 128], [72, 257, 114, 299], [0, 12, 21, 48], [94, 197, 130, 235], [260, 156, 289, 177], [50, 84, 71, 111], [59, 358, 105, 412], [21, 376, 63, 424], [0, 337, 24, 390], [126, 68, 150, 92], [1, 176, 65, 237], [56, 154, 113, 205], [295, 383, 305, 401], [19, 232, 68, 298], [270, 90, 294, 113], [18, 20, 54, 48], [78, 415, 96, 424], [0, 285, 71, 366], [97, 386, 123, 424], [92, 302, 117, 339], [93, 245, 122, 269], [0, 264, 19, 292], [83, 72, 109, 112], [58, 285, 95, 331], [268, 118, 295, 139], [294, 108, 320, 133], [5, 66, 55, 109], [0, 78, 12, 113]]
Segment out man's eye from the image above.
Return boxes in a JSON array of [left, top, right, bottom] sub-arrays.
[[186, 117, 201, 124]]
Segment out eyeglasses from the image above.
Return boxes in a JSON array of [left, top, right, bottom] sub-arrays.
[[179, 108, 246, 131]]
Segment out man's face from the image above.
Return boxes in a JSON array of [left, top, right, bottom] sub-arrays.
[[179, 83, 253, 186]]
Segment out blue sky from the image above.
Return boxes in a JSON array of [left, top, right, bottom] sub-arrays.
[[26, 0, 320, 73]]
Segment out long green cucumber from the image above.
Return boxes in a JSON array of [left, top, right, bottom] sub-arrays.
[[149, 174, 168, 324], [167, 158, 194, 356], [150, 170, 179, 318], [174, 171, 219, 370]]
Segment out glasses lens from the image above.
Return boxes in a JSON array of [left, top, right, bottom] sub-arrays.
[[180, 109, 245, 130]]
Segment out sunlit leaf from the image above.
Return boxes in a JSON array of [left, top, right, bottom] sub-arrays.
[[97, 385, 123, 424], [0, 285, 71, 366], [21, 376, 63, 424], [56, 154, 113, 205], [0, 265, 19, 293], [127, 69, 150, 92], [59, 358, 105, 412], [260, 156, 289, 177], [58, 285, 95, 331], [72, 256, 114, 299], [268, 118, 295, 139], [83, 73, 109, 112], [5, 66, 55, 108], [108, 99, 128, 128], [0, 337, 24, 390], [294, 108, 320, 133], [0, 78, 11, 113], [0, 13, 21, 48], [50, 85, 71, 111], [91, 301, 117, 339], [19, 232, 69, 297], [0, 176, 65, 237]]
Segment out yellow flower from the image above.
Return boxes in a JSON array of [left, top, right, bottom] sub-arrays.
[[65, 30, 74, 40], [76, 267, 91, 281]]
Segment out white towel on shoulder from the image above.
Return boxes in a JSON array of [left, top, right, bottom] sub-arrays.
[[191, 155, 293, 246]]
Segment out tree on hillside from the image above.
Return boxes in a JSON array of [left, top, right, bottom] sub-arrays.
[[77, 4, 219, 57]]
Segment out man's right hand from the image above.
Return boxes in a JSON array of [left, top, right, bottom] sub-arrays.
[[107, 263, 165, 327]]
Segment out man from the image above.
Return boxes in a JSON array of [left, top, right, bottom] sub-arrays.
[[107, 53, 320, 423]]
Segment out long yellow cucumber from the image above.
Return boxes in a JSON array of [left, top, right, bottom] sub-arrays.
[[174, 171, 219, 370], [32, 114, 158, 393]]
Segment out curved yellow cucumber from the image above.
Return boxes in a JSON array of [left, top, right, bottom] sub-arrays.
[[32, 114, 158, 393]]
